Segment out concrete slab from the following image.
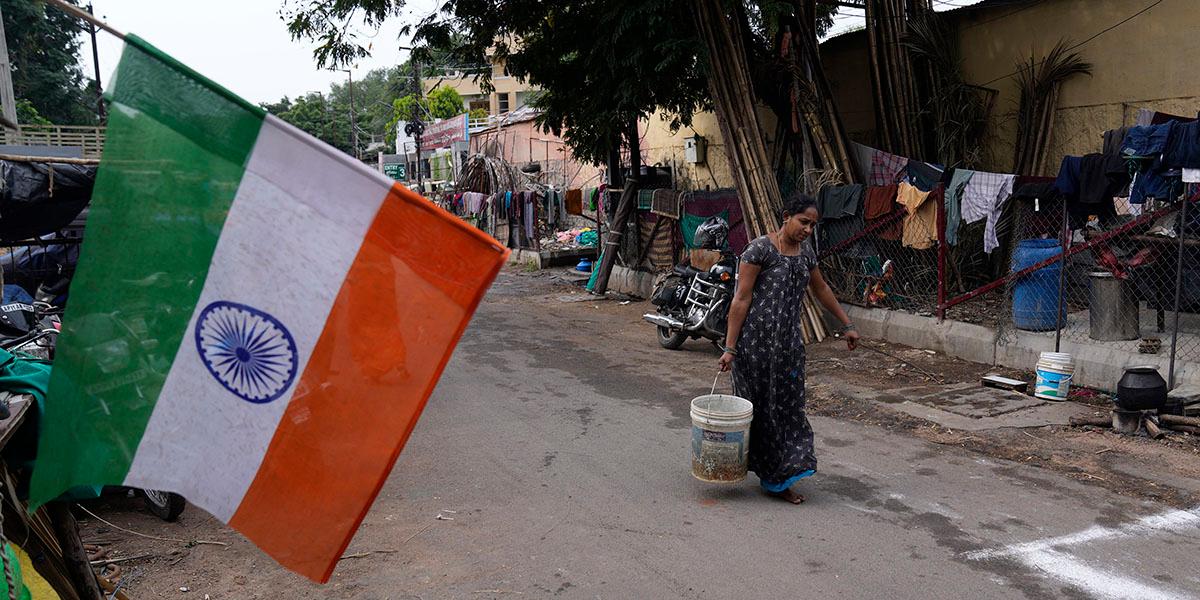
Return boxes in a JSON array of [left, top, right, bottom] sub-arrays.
[[840, 381, 1093, 432], [919, 386, 1048, 419]]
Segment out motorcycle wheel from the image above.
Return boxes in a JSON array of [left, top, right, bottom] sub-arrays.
[[142, 489, 186, 522], [657, 326, 688, 350]]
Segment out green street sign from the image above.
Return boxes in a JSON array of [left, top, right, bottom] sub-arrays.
[[383, 163, 406, 181]]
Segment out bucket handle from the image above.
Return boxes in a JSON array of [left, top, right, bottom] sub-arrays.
[[711, 370, 728, 395]]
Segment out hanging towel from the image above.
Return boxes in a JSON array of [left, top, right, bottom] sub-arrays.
[[944, 169, 974, 246], [566, 189, 583, 215], [961, 171, 1016, 254], [651, 189, 681, 219], [637, 189, 655, 210]]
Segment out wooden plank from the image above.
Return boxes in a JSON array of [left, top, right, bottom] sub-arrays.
[[0, 394, 31, 450]]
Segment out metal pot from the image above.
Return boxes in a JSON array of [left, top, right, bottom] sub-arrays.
[[1115, 366, 1167, 411]]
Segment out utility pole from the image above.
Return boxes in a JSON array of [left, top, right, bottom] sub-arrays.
[[336, 68, 357, 159], [86, 4, 106, 119], [403, 56, 425, 193], [0, 1, 19, 127]]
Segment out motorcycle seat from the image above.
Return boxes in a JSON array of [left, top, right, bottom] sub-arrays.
[[672, 265, 706, 277]]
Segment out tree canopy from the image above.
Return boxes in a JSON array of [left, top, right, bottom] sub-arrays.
[[260, 64, 419, 155], [384, 86, 465, 147], [2, 0, 98, 125], [284, 1, 837, 165]]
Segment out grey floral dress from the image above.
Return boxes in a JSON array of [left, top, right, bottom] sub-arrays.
[[732, 235, 818, 492]]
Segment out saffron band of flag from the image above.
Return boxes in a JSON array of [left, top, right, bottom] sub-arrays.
[[30, 35, 509, 582]]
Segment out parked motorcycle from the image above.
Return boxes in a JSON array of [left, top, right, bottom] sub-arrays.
[[0, 299, 187, 522], [643, 217, 737, 350]]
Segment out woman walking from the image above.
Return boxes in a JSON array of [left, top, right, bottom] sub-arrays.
[[718, 193, 859, 504]]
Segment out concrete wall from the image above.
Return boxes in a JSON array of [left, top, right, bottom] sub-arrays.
[[819, 0, 1200, 173], [639, 108, 781, 192], [469, 120, 604, 190], [955, 0, 1200, 173]]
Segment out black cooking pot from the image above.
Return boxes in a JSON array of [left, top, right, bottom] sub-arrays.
[[1116, 366, 1167, 411]]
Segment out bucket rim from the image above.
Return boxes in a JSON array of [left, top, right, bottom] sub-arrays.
[[691, 393, 753, 418], [1039, 351, 1073, 361]]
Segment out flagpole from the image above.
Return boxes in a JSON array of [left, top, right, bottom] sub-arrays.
[[44, 0, 127, 40]]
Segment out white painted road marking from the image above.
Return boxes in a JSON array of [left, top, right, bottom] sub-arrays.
[[965, 507, 1200, 599]]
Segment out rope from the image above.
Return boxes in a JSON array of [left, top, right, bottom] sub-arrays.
[[0, 498, 17, 600]]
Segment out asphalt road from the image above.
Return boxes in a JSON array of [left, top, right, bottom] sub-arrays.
[[315, 272, 1198, 600], [119, 272, 1200, 599]]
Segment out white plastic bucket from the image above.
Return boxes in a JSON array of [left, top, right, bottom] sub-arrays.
[[690, 394, 753, 483], [1035, 351, 1074, 401]]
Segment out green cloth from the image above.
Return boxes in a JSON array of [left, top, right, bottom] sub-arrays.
[[0, 347, 104, 502], [586, 251, 603, 292], [0, 544, 32, 600], [637, 189, 655, 210], [681, 210, 729, 249], [577, 230, 598, 247], [0, 348, 51, 402]]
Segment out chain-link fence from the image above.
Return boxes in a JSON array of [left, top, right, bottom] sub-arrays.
[[817, 174, 1200, 388], [816, 183, 941, 315], [987, 188, 1200, 386]]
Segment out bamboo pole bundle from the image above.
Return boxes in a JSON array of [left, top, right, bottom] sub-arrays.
[[693, 0, 782, 239]]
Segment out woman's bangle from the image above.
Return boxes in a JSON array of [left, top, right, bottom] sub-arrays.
[[839, 322, 856, 334], [723, 347, 738, 355]]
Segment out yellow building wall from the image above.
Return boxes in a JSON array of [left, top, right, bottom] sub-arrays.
[[425, 58, 539, 117], [640, 108, 780, 191], [955, 0, 1200, 173]]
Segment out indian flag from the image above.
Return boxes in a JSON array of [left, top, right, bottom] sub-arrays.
[[30, 36, 508, 581]]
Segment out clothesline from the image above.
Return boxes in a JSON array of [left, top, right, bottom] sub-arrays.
[[824, 121, 1200, 257]]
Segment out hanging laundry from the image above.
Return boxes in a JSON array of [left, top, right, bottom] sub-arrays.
[[565, 189, 583, 215], [1103, 126, 1132, 158], [896, 182, 936, 250], [1077, 153, 1129, 207], [524, 193, 535, 241], [1130, 170, 1179, 205], [864, 185, 903, 242], [637, 189, 656, 210], [904, 160, 944, 192], [870, 150, 908, 186], [1121, 123, 1174, 159], [849, 142, 876, 184], [651, 189, 681, 219], [1054, 156, 1083, 201], [961, 171, 1016, 254], [944, 169, 974, 246], [1163, 120, 1200, 169], [816, 185, 865, 253]]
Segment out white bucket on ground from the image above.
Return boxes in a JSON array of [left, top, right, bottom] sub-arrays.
[[690, 394, 753, 483], [1035, 351, 1074, 401]]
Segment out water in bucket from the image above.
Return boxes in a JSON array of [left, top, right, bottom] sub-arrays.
[[690, 393, 753, 483]]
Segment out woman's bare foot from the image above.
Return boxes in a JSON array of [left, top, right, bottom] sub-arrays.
[[768, 488, 806, 504]]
